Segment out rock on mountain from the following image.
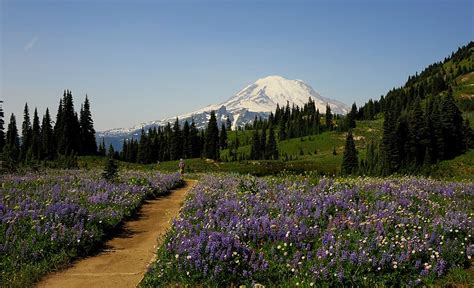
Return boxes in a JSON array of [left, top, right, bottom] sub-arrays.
[[97, 75, 348, 149]]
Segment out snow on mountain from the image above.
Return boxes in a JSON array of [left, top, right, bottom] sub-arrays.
[[97, 75, 348, 148], [225, 75, 347, 114]]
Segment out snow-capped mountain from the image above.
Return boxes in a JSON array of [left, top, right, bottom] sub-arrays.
[[98, 75, 348, 149]]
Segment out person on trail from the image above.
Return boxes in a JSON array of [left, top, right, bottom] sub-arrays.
[[179, 158, 185, 177]]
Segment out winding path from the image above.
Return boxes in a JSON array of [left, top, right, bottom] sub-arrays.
[[37, 180, 196, 288]]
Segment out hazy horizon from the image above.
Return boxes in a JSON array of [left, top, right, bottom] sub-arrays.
[[1, 0, 473, 131]]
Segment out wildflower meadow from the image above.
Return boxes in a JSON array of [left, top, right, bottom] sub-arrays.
[[142, 175, 473, 287], [0, 170, 182, 286]]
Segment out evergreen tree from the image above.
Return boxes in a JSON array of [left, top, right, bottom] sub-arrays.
[[260, 127, 267, 159], [439, 91, 466, 159], [278, 121, 287, 141], [6, 114, 20, 150], [56, 90, 80, 155], [121, 139, 128, 161], [21, 103, 32, 161], [40, 108, 54, 160], [131, 139, 139, 162], [189, 120, 200, 158], [424, 98, 438, 164], [107, 144, 115, 159], [381, 109, 400, 175], [365, 99, 374, 120], [341, 130, 359, 175], [79, 95, 97, 155], [53, 98, 63, 153], [3, 114, 20, 170], [171, 118, 182, 160], [137, 129, 151, 163], [226, 117, 232, 131], [250, 128, 260, 160], [102, 157, 118, 181], [325, 104, 333, 131], [0, 100, 5, 153], [266, 124, 278, 160], [98, 138, 106, 156], [365, 140, 378, 175], [219, 123, 228, 150], [30, 108, 41, 160], [231, 130, 240, 161], [204, 111, 219, 160], [407, 97, 426, 166], [347, 102, 357, 129], [464, 119, 474, 149], [182, 120, 191, 158]]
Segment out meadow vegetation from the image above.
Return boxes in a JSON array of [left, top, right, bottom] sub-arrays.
[[0, 170, 182, 287]]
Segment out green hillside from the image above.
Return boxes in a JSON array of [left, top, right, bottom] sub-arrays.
[[77, 42, 474, 179]]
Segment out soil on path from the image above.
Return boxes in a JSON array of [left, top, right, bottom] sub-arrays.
[[37, 180, 196, 288]]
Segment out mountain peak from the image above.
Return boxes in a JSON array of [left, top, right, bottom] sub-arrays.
[[99, 75, 348, 140], [225, 75, 346, 115], [256, 75, 287, 81]]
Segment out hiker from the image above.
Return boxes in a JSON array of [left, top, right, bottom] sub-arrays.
[[178, 158, 185, 177]]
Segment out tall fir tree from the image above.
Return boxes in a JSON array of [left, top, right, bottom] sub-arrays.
[[40, 108, 54, 160], [21, 103, 32, 161], [424, 98, 438, 164], [171, 118, 182, 160], [79, 95, 97, 155], [107, 144, 115, 159], [137, 129, 151, 163], [266, 124, 278, 160], [278, 120, 287, 141], [53, 98, 64, 153], [250, 128, 260, 160], [341, 130, 359, 175], [260, 127, 267, 159], [325, 104, 333, 131], [98, 138, 106, 156], [347, 102, 357, 129], [0, 100, 4, 153], [189, 120, 201, 158], [30, 108, 41, 160], [204, 111, 219, 160], [439, 91, 466, 159], [407, 97, 426, 166], [230, 130, 240, 161], [56, 90, 81, 155], [365, 140, 379, 175], [0, 101, 4, 153], [3, 114, 20, 169], [381, 109, 400, 175], [219, 123, 228, 150], [182, 120, 191, 158]]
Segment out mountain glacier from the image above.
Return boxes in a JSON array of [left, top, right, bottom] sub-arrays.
[[98, 75, 348, 148]]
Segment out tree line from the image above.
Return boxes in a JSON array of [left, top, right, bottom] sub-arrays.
[[341, 42, 474, 176], [0, 90, 97, 171], [119, 97, 354, 163], [118, 111, 228, 163], [247, 99, 355, 141]]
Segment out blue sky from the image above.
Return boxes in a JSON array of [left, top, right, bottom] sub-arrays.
[[1, 0, 473, 131]]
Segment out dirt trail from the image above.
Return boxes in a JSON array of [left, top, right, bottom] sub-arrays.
[[37, 180, 196, 288]]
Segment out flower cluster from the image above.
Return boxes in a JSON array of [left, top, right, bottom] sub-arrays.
[[0, 170, 181, 285], [144, 175, 473, 286]]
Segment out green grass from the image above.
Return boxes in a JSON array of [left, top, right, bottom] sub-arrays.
[[79, 118, 471, 179], [221, 119, 383, 172], [428, 149, 474, 180], [454, 71, 474, 98], [430, 266, 473, 287]]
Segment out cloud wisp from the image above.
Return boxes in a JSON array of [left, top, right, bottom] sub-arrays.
[[24, 36, 39, 52]]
